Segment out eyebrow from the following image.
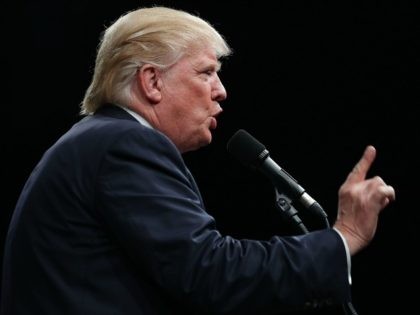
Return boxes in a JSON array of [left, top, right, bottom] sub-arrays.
[[193, 58, 222, 72], [203, 61, 221, 71]]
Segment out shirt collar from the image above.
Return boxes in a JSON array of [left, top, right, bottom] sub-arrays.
[[118, 105, 153, 129]]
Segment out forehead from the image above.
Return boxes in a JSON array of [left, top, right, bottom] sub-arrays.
[[181, 47, 221, 69]]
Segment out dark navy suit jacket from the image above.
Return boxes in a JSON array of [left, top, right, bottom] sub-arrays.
[[1, 105, 350, 314]]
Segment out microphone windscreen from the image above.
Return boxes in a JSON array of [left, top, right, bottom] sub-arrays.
[[226, 129, 266, 166]]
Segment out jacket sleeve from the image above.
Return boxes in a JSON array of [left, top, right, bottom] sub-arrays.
[[96, 128, 351, 314]]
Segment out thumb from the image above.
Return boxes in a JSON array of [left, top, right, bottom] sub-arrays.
[[345, 145, 376, 184]]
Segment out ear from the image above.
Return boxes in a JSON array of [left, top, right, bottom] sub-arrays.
[[136, 64, 162, 104]]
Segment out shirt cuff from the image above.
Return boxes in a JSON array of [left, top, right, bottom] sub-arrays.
[[333, 227, 352, 285]]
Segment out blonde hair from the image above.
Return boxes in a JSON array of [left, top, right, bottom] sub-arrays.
[[80, 6, 231, 115]]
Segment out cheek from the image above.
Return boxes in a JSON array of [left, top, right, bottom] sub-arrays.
[[175, 108, 205, 131], [188, 78, 212, 98], [165, 80, 212, 122]]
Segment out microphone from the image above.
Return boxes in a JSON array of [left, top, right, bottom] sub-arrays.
[[227, 129, 358, 315], [226, 129, 327, 220]]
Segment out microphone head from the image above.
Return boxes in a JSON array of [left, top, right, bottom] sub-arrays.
[[226, 129, 268, 167]]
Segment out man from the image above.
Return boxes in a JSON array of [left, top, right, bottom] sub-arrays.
[[1, 6, 395, 315]]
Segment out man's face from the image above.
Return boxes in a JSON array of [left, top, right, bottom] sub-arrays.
[[155, 47, 227, 153]]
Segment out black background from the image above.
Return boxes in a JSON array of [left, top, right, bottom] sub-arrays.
[[2, 1, 419, 314]]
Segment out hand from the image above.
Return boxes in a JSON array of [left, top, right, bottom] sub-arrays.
[[333, 145, 395, 255]]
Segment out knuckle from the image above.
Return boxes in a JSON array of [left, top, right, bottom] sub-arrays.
[[372, 175, 384, 184]]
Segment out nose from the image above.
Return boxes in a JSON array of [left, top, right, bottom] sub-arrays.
[[212, 74, 227, 102]]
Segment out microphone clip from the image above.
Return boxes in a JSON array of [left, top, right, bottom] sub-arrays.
[[275, 189, 308, 234]]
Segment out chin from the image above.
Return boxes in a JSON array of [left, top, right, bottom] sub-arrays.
[[204, 130, 213, 145], [184, 129, 212, 151], [196, 134, 213, 151], [180, 136, 210, 153]]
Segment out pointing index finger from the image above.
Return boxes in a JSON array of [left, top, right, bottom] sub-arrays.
[[346, 145, 376, 183]]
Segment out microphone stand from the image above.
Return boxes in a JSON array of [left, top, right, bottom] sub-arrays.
[[274, 189, 359, 315]]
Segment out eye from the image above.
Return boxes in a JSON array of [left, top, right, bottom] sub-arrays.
[[198, 69, 215, 81], [202, 69, 214, 76], [199, 63, 221, 78]]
